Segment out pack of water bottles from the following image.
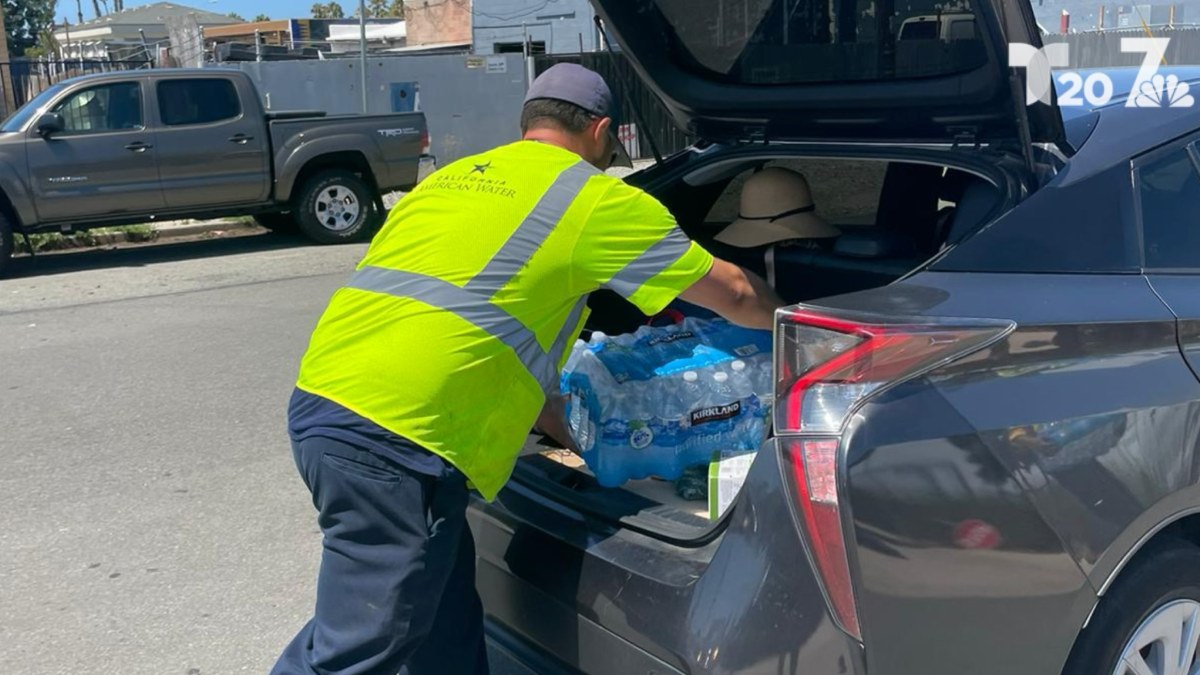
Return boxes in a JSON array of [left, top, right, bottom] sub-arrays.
[[560, 317, 774, 488]]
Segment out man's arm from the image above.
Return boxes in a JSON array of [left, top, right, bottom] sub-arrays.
[[678, 258, 784, 331], [534, 393, 580, 454]]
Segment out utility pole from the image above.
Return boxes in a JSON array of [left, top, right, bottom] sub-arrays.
[[0, 0, 16, 118], [359, 0, 368, 112], [75, 0, 84, 25]]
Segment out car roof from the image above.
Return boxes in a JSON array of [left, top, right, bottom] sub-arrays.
[[1054, 66, 1200, 182], [55, 67, 240, 88], [1056, 65, 1200, 121]]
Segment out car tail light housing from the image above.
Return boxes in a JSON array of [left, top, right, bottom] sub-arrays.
[[774, 305, 1013, 641], [420, 128, 432, 156]]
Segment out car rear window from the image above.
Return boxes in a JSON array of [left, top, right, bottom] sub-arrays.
[[1138, 149, 1200, 270], [648, 0, 988, 84]]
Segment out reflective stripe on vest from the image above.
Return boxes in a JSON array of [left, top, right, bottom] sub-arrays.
[[464, 161, 598, 296], [346, 160, 599, 393], [604, 225, 693, 299]]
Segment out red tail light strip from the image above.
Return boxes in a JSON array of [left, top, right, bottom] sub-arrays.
[[786, 438, 861, 639], [775, 306, 1014, 644]]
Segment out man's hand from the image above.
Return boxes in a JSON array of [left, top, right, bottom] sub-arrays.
[[679, 259, 785, 330], [534, 393, 580, 454]]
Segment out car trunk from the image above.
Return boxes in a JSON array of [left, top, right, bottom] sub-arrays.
[[509, 150, 1017, 541]]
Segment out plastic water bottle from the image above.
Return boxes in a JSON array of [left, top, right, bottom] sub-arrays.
[[681, 370, 702, 398], [712, 370, 736, 402], [729, 359, 754, 398], [562, 339, 587, 377]]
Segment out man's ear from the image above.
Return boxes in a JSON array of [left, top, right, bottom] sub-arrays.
[[594, 117, 612, 145]]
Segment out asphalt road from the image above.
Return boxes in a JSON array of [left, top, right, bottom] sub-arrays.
[[0, 235, 537, 675]]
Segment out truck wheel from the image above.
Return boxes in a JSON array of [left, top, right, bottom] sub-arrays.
[[0, 213, 13, 278], [295, 170, 380, 245], [253, 212, 298, 234], [1062, 540, 1200, 675]]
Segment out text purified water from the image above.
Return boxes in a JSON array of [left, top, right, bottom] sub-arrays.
[[561, 318, 774, 487]]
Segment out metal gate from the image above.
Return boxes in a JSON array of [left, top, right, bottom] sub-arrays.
[[532, 52, 695, 160], [0, 59, 153, 116]]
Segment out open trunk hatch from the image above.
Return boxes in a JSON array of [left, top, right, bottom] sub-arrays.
[[591, 0, 1065, 150]]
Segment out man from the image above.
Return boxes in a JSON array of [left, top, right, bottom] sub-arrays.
[[272, 63, 783, 675]]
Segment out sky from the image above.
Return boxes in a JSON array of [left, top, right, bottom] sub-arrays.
[[65, 0, 350, 25]]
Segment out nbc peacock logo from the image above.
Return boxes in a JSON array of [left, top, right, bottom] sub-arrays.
[[1132, 74, 1195, 108]]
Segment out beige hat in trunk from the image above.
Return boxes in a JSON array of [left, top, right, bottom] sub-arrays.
[[715, 167, 841, 248]]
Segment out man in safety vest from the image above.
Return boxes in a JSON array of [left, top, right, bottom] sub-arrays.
[[271, 63, 784, 675]]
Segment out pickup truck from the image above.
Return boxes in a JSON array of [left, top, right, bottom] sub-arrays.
[[0, 68, 434, 276]]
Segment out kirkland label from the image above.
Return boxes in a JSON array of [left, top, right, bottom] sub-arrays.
[[647, 331, 697, 347], [691, 401, 742, 426]]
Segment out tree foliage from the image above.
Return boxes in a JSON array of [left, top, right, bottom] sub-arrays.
[[226, 11, 245, 21], [253, 13, 270, 21], [4, 0, 57, 57], [310, 2, 345, 18], [352, 0, 402, 18], [364, 0, 402, 17]]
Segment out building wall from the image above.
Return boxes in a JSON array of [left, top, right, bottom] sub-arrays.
[[405, 0, 472, 47], [229, 53, 526, 163], [472, 0, 597, 54]]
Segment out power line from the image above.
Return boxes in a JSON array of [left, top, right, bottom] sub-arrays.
[[471, 0, 566, 23]]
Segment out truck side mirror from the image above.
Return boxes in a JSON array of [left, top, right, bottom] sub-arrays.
[[35, 113, 64, 138]]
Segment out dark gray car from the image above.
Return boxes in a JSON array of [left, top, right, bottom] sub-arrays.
[[469, 2, 1200, 675]]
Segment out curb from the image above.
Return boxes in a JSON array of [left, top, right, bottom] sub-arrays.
[[156, 219, 261, 239], [16, 219, 260, 255]]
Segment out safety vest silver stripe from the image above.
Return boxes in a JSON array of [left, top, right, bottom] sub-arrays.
[[547, 295, 588, 372], [464, 160, 599, 294], [347, 265, 559, 392], [604, 226, 693, 299]]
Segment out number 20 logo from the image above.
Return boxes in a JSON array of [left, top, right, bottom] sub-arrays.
[[1057, 70, 1115, 107], [1011, 38, 1193, 108]]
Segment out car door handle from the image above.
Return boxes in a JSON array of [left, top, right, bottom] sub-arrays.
[[228, 134, 253, 144], [125, 141, 152, 153]]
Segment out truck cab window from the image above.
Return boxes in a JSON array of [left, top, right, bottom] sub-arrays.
[[158, 79, 241, 126], [55, 82, 143, 133]]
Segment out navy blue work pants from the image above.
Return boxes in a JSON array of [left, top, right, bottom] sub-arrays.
[[270, 436, 489, 675]]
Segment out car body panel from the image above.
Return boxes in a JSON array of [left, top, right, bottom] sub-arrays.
[[823, 271, 1200, 598], [20, 77, 163, 222], [270, 121, 423, 201], [149, 74, 272, 208], [473, 445, 865, 675]]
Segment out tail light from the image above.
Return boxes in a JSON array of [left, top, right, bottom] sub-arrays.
[[774, 306, 1013, 641], [420, 128, 431, 156]]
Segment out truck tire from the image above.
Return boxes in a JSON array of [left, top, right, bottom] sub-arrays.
[[0, 213, 13, 278], [253, 212, 298, 234], [1062, 539, 1200, 675], [294, 170, 380, 245]]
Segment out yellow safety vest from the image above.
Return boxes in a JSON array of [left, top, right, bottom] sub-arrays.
[[296, 140, 714, 500]]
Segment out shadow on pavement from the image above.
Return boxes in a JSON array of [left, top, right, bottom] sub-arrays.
[[4, 232, 322, 280]]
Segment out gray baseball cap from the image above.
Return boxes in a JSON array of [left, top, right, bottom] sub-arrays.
[[525, 63, 633, 168]]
